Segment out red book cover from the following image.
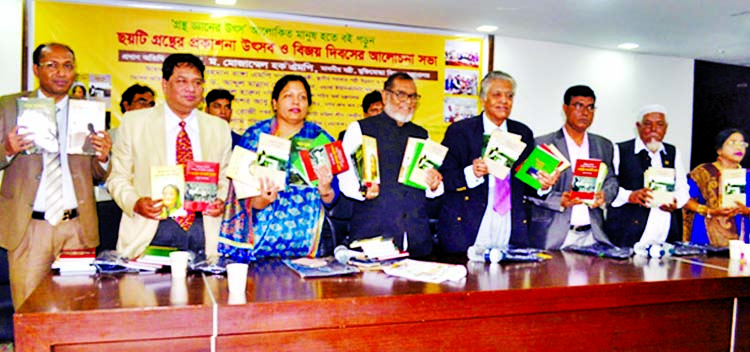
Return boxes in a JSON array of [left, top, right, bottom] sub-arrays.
[[300, 140, 350, 183], [570, 159, 603, 202], [184, 161, 219, 212]]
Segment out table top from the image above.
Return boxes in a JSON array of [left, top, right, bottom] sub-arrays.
[[17, 251, 747, 315]]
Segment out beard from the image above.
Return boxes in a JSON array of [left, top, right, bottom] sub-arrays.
[[645, 139, 663, 153], [384, 105, 413, 124]]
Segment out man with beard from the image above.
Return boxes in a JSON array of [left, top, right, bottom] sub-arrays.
[[339, 72, 443, 257], [528, 85, 617, 249], [605, 105, 689, 247]]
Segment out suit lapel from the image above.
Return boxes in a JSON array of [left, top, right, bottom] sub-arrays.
[[197, 112, 212, 161], [150, 104, 168, 166]]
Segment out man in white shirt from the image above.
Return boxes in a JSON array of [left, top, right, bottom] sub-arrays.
[[339, 72, 443, 257], [529, 85, 618, 249], [606, 104, 689, 247], [107, 53, 231, 259]]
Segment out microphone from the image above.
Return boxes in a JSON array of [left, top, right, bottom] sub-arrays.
[[334, 245, 365, 265]]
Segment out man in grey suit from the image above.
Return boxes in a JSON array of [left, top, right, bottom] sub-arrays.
[[529, 85, 617, 249]]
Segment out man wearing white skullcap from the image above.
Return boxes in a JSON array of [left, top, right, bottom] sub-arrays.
[[605, 104, 690, 247]]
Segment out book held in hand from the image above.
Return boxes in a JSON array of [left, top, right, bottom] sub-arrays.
[[255, 133, 292, 189], [644, 167, 676, 208], [398, 137, 448, 190], [570, 158, 608, 205], [352, 135, 380, 187], [150, 165, 187, 219], [720, 168, 746, 208], [184, 161, 219, 212], [226, 146, 261, 199], [515, 145, 567, 190], [16, 97, 57, 154], [67, 99, 106, 155], [482, 130, 526, 179], [299, 134, 349, 185]]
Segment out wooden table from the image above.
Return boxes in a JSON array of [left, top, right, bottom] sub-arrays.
[[14, 252, 750, 351]]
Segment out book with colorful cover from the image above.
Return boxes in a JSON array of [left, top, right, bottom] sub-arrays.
[[226, 146, 261, 198], [299, 134, 349, 185], [256, 133, 291, 189], [539, 144, 570, 172], [400, 138, 448, 190], [150, 165, 187, 219], [16, 97, 57, 154], [483, 130, 526, 179], [352, 135, 380, 186], [720, 168, 746, 208], [51, 248, 96, 274], [644, 167, 676, 208], [570, 158, 608, 205], [134, 245, 179, 267], [184, 161, 219, 212], [67, 99, 105, 155], [515, 145, 562, 190]]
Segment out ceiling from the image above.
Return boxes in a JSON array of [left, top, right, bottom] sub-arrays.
[[129, 0, 750, 66]]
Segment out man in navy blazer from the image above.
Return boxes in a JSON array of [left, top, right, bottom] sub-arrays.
[[528, 85, 617, 249], [438, 71, 557, 254]]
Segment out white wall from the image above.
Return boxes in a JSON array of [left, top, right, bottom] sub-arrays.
[[493, 36, 695, 165], [0, 0, 23, 96]]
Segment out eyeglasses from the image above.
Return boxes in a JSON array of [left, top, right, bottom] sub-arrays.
[[570, 102, 596, 112], [37, 61, 75, 73], [385, 89, 421, 103], [725, 140, 749, 148]]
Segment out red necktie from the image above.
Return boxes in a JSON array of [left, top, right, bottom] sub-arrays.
[[175, 121, 195, 231]]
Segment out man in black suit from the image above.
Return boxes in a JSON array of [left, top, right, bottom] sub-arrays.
[[438, 71, 557, 254]]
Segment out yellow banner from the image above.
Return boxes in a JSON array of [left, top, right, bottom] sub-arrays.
[[34, 1, 484, 141]]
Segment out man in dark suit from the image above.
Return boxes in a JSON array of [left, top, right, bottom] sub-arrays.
[[438, 71, 557, 254], [0, 43, 111, 308], [605, 104, 688, 247], [529, 85, 617, 249]]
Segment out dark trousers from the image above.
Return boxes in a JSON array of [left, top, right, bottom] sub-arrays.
[[152, 214, 205, 254]]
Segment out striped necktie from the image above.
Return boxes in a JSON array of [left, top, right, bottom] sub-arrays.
[[44, 150, 64, 225], [175, 121, 195, 231]]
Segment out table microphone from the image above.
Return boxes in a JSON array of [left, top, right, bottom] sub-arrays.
[[334, 245, 364, 265]]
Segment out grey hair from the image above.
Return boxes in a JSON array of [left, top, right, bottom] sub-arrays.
[[479, 71, 517, 99]]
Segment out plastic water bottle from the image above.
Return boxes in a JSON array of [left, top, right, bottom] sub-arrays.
[[467, 246, 502, 263]]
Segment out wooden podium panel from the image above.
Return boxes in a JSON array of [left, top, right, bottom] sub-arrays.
[[14, 252, 750, 351]]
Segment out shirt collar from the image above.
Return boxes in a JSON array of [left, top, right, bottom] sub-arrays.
[[561, 126, 588, 147], [165, 104, 197, 127], [482, 112, 507, 135], [37, 90, 69, 111]]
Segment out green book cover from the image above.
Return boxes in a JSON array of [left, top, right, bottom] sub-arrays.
[[514, 146, 560, 189], [143, 245, 178, 257], [403, 140, 426, 190]]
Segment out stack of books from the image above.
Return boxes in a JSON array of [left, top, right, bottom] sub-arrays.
[[132, 245, 179, 271], [51, 248, 97, 275]]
